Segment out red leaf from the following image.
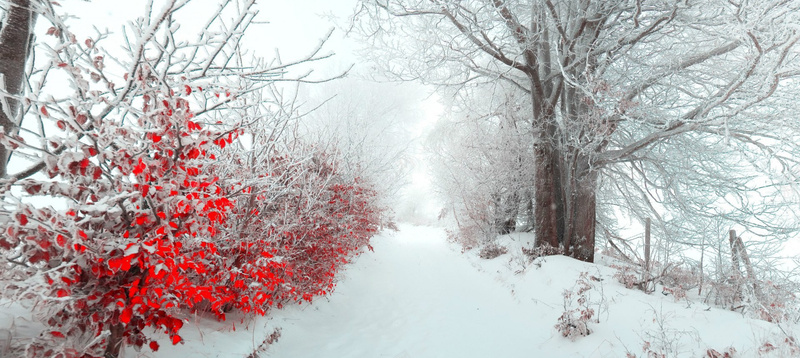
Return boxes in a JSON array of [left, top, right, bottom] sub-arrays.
[[85, 38, 93, 48], [50, 331, 65, 338], [172, 319, 183, 332], [40, 106, 49, 117], [18, 214, 28, 225], [184, 85, 192, 95], [108, 258, 122, 271], [150, 341, 159, 351], [172, 334, 182, 345], [93, 167, 103, 180], [120, 306, 132, 324], [56, 235, 66, 247], [133, 159, 146, 175], [24, 184, 42, 195]]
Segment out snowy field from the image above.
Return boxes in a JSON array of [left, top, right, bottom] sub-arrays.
[[2, 223, 798, 357]]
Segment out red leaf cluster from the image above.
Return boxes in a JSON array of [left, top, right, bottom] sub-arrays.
[[2, 85, 382, 357]]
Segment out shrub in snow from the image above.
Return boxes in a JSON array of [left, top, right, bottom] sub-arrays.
[[1, 89, 382, 356], [2, 83, 241, 357], [478, 243, 508, 259], [555, 272, 595, 340], [757, 337, 800, 356], [521, 244, 563, 262], [208, 148, 381, 312], [704, 347, 736, 358], [246, 327, 282, 358], [0, 1, 386, 355]]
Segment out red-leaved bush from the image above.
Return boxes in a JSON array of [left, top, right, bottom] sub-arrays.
[[207, 147, 380, 315], [2, 78, 244, 356], [0, 78, 381, 357]]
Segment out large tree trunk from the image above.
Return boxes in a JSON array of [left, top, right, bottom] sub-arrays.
[[532, 136, 565, 250], [566, 163, 597, 262], [0, 0, 37, 178]]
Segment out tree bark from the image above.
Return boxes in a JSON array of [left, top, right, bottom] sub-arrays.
[[568, 167, 597, 262], [0, 0, 37, 178], [103, 323, 124, 358], [533, 133, 565, 251]]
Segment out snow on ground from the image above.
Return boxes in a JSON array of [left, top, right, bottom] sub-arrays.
[[3, 223, 799, 357], [265, 224, 796, 358]]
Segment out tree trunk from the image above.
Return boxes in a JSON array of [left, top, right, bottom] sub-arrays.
[[568, 168, 597, 262], [533, 136, 564, 250], [500, 190, 519, 234], [522, 188, 534, 232], [0, 0, 37, 178], [103, 323, 124, 358]]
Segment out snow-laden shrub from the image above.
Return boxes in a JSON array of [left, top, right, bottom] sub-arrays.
[[208, 148, 381, 313], [2, 85, 240, 357], [478, 243, 508, 260], [0, 88, 382, 357], [555, 272, 595, 340]]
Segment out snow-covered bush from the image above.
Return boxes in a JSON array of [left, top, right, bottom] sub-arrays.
[[478, 243, 508, 260], [2, 83, 241, 356], [521, 244, 563, 262], [208, 147, 381, 312], [246, 327, 282, 358], [1, 97, 382, 357], [0, 1, 384, 356], [555, 272, 596, 340]]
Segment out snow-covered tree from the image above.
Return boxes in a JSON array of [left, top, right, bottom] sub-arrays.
[[355, 0, 800, 262], [428, 84, 534, 245]]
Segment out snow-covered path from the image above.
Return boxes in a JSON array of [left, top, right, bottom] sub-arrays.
[[268, 224, 542, 357], [264, 224, 792, 358]]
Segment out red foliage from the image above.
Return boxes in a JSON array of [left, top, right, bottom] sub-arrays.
[[6, 84, 240, 356], [207, 150, 381, 315], [2, 80, 382, 356]]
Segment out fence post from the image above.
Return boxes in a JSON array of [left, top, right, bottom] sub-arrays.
[[729, 229, 742, 308], [644, 218, 651, 272]]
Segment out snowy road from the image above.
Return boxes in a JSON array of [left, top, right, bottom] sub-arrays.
[[268, 224, 545, 357], [266, 224, 790, 358]]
